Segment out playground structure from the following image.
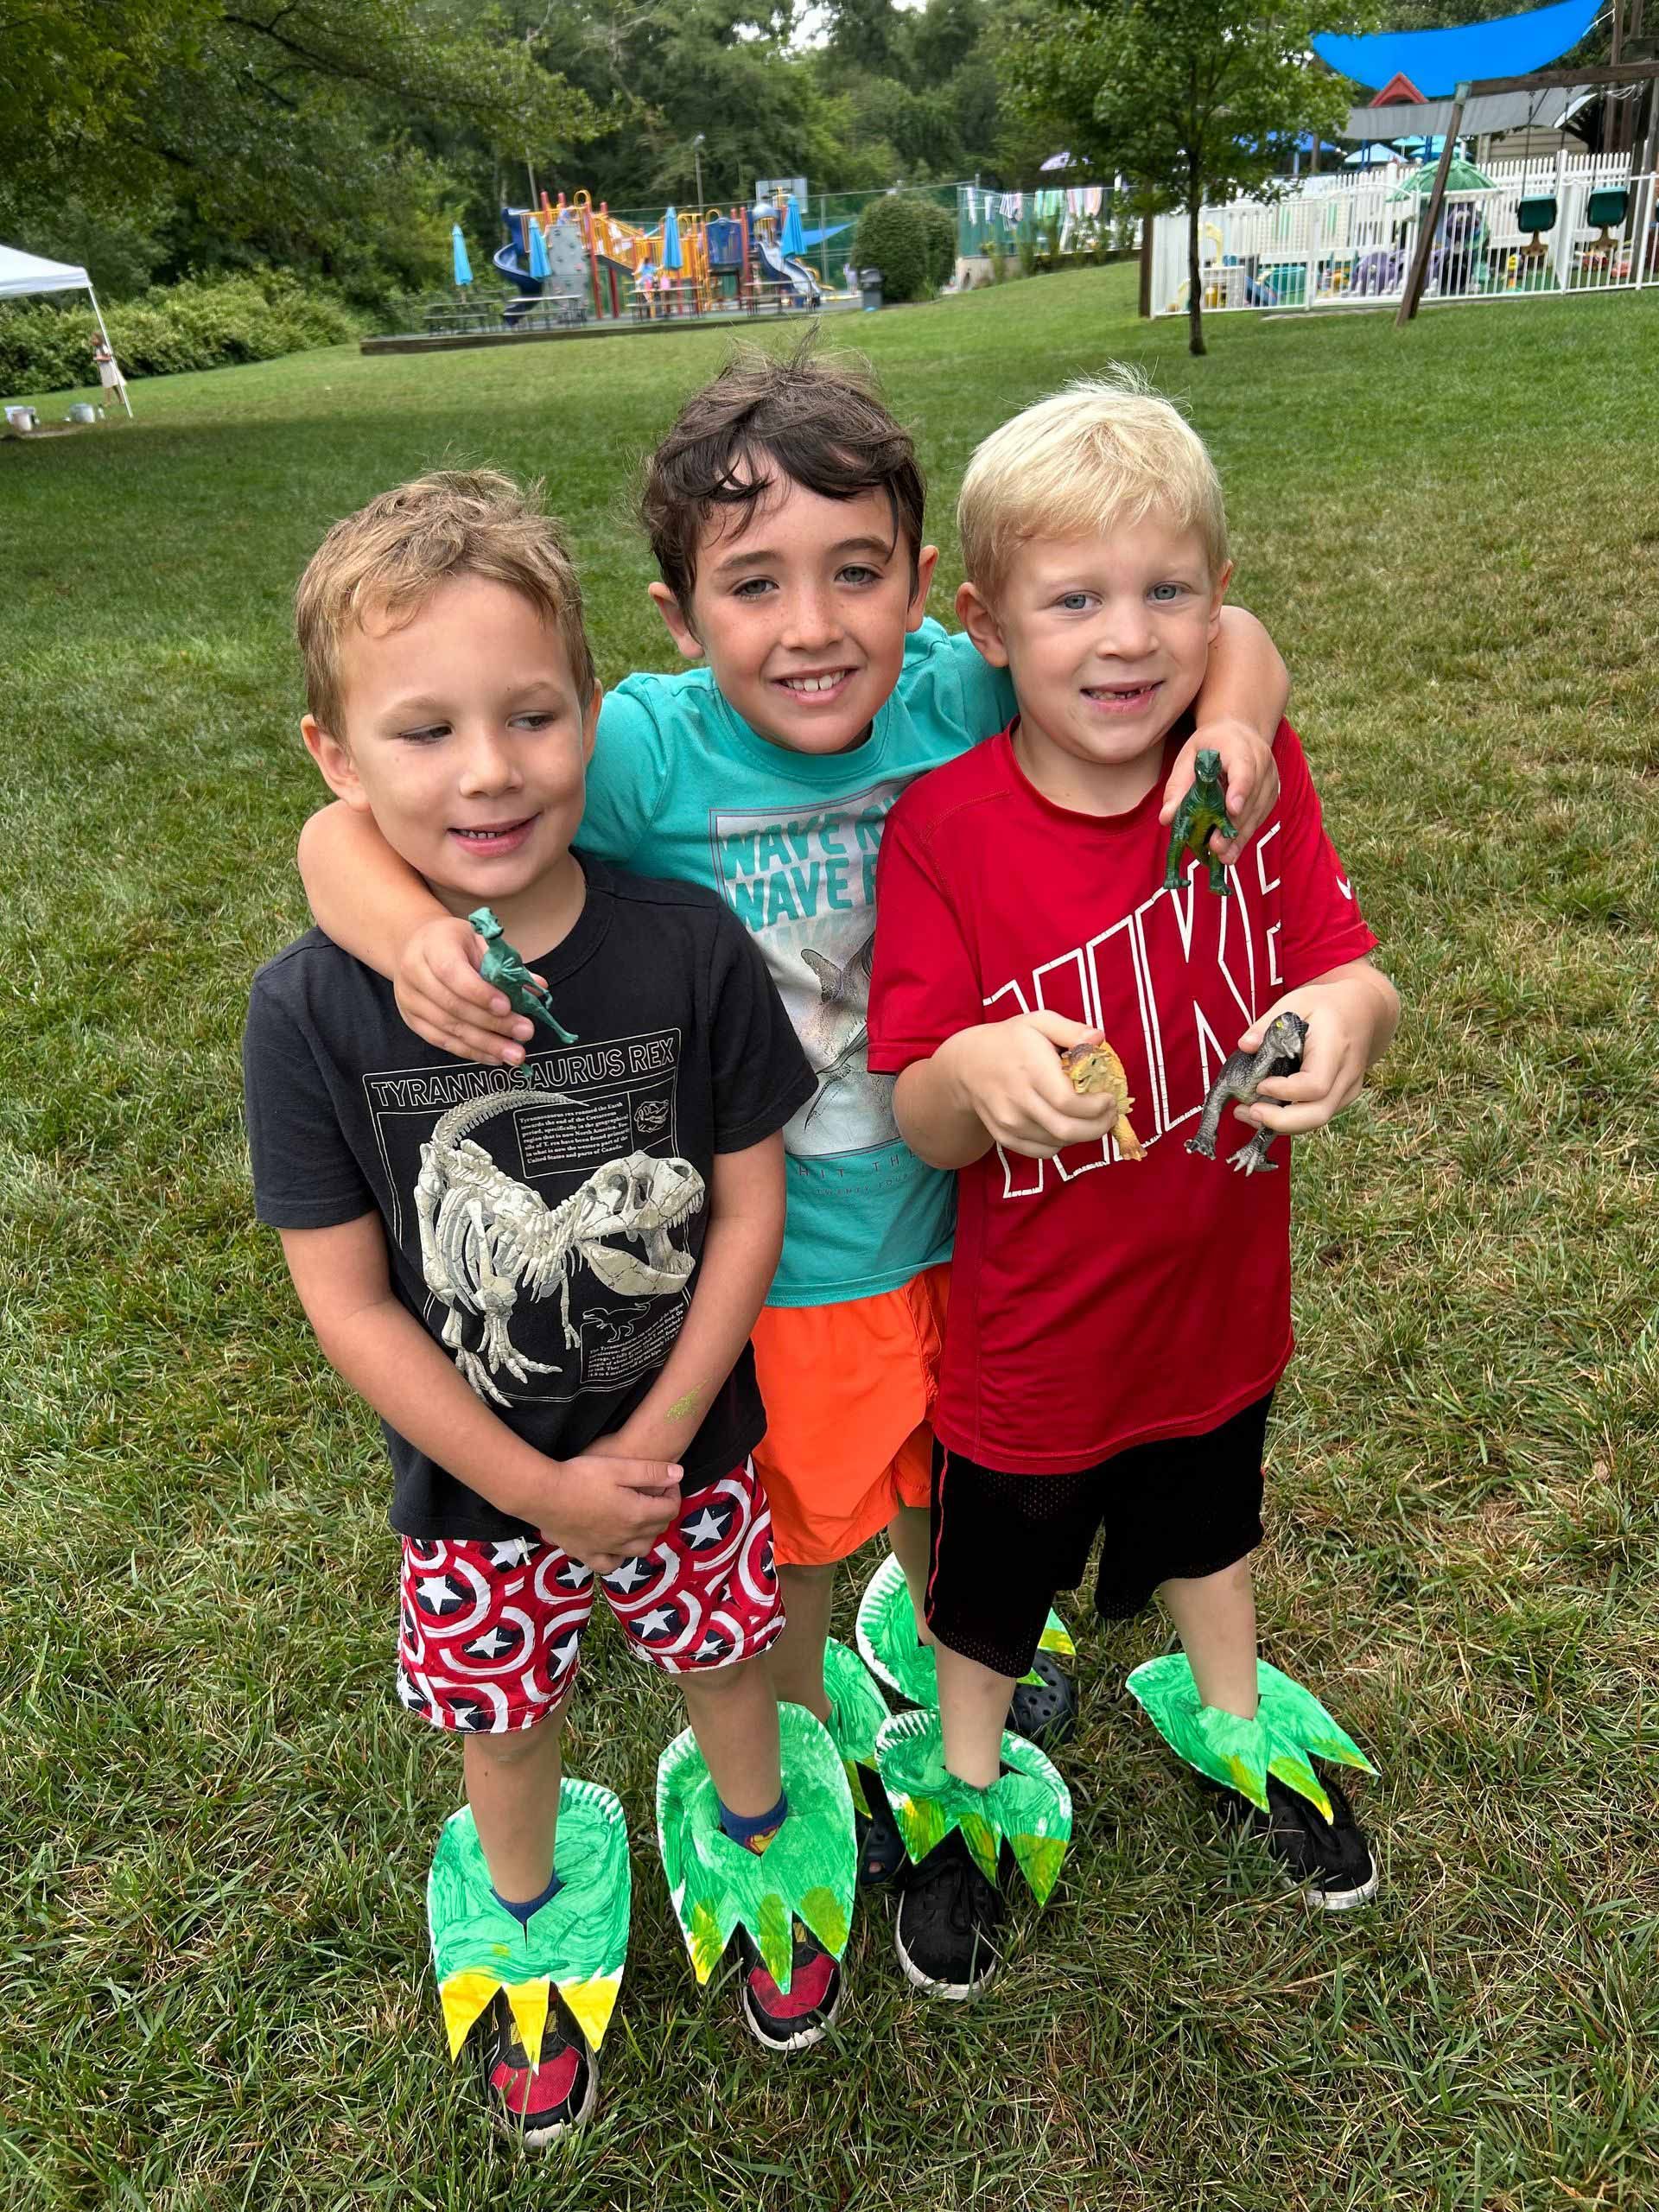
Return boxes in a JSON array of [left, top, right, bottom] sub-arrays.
[[492, 189, 833, 326]]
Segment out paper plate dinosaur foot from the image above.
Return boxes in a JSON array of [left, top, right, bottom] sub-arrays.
[[1125, 1654, 1376, 1818], [874, 1708, 1072, 1905], [823, 1637, 906, 1885], [855, 1554, 1077, 1728], [657, 1702, 856, 1993], [427, 1777, 631, 2070]]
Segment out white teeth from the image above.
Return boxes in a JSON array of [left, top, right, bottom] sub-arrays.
[[780, 672, 849, 694]]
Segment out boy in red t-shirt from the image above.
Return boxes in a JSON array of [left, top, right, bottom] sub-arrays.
[[867, 372, 1400, 1998]]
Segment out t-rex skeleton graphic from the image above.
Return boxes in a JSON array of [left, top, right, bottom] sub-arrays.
[[415, 1086, 704, 1406]]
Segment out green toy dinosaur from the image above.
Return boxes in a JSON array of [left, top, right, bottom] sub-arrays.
[[1163, 748, 1236, 897], [469, 906, 577, 1045]]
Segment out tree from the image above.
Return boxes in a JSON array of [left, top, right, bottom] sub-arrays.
[[1000, 0, 1369, 354], [1, 3, 605, 303], [851, 194, 929, 299]]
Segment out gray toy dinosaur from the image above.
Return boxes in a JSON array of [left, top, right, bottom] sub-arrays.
[[1185, 1012, 1308, 1175]]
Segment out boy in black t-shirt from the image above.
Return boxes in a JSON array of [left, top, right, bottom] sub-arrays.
[[244, 473, 855, 2146]]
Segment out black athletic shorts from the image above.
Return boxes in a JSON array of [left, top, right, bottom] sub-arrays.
[[925, 1393, 1274, 1681]]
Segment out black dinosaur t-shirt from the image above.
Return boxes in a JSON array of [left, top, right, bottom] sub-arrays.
[[243, 855, 817, 1540]]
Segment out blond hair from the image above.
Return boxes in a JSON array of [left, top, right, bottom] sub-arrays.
[[295, 469, 595, 734], [957, 370, 1228, 604]]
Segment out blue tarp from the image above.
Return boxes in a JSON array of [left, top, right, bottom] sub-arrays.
[[1313, 0, 1599, 99]]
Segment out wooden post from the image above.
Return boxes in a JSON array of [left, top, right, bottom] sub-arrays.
[[1138, 211, 1154, 317], [1396, 90, 1469, 326]]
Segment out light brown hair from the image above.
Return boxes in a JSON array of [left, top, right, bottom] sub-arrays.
[[958, 369, 1228, 606], [638, 343, 925, 613], [295, 469, 595, 734]]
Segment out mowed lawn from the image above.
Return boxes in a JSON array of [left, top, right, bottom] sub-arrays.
[[3, 270, 1656, 2212]]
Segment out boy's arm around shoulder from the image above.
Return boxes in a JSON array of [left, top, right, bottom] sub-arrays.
[[293, 683, 675, 1066], [296, 802, 520, 1063], [1162, 606, 1291, 856]]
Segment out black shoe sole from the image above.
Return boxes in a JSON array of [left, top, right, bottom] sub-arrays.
[[893, 1916, 1000, 1999], [1300, 1861, 1379, 1911], [1209, 1776, 1381, 1911]]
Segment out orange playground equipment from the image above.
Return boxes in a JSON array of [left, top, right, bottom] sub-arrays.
[[496, 190, 826, 321]]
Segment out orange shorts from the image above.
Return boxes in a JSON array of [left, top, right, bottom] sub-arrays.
[[750, 1264, 950, 1569]]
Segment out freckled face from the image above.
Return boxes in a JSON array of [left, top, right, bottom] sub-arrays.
[[655, 474, 938, 756]]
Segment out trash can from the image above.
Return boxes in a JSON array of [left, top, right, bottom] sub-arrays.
[[859, 266, 884, 312]]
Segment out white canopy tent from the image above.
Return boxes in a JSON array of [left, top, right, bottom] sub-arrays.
[[0, 244, 131, 415]]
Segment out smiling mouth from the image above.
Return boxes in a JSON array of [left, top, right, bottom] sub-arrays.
[[452, 816, 537, 843], [1083, 681, 1160, 709], [775, 669, 856, 696]]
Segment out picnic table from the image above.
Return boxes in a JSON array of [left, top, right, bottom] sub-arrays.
[[631, 277, 704, 320], [506, 293, 588, 331]]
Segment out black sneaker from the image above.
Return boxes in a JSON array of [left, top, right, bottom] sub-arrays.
[[855, 1765, 906, 1887], [1216, 1770, 1379, 1910], [894, 1827, 1004, 1998], [475, 1986, 596, 2146], [734, 1922, 843, 2052], [1010, 1652, 1076, 1748]]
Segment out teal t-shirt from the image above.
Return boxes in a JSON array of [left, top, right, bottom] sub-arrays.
[[581, 620, 1016, 1307]]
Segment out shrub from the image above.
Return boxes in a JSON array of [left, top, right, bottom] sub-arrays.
[[0, 270, 366, 397], [851, 196, 930, 305], [916, 200, 958, 290]]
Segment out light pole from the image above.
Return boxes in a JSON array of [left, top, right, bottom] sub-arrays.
[[692, 132, 705, 210]]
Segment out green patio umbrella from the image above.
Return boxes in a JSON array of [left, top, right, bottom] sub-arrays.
[[1389, 156, 1495, 200]]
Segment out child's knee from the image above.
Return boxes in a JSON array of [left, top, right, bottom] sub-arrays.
[[778, 1559, 836, 1590], [461, 1710, 563, 1771], [679, 1651, 767, 1706]]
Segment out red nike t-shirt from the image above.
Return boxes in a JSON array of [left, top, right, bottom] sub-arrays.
[[867, 721, 1376, 1475]]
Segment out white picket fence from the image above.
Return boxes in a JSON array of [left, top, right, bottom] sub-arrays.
[[1149, 160, 1658, 317]]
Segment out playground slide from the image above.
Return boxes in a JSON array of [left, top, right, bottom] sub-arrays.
[[754, 234, 822, 302], [493, 242, 541, 297]]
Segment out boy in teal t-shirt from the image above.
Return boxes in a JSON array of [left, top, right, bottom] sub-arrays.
[[298, 349, 1289, 1988]]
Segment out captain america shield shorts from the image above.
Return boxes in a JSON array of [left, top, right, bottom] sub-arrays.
[[396, 1459, 783, 1732]]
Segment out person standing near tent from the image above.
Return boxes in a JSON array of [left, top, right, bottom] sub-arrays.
[[90, 331, 127, 413]]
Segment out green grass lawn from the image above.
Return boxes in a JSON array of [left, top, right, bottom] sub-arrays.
[[3, 269, 1656, 2211]]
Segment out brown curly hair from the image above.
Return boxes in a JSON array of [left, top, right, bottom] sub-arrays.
[[638, 341, 925, 613]]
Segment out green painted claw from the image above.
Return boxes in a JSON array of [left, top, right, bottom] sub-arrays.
[[822, 1637, 891, 1813], [1126, 1655, 1376, 1817], [855, 1555, 1074, 1705], [874, 1708, 1071, 1906], [657, 1702, 856, 1993], [427, 1779, 630, 2063]]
